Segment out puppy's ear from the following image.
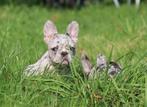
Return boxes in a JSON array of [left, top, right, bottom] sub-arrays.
[[81, 53, 92, 76], [66, 21, 79, 43], [108, 61, 122, 77], [43, 20, 58, 44], [96, 53, 107, 70]]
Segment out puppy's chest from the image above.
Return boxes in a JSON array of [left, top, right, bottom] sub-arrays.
[[52, 64, 71, 74]]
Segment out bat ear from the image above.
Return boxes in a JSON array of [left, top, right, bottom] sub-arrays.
[[108, 61, 122, 77], [66, 21, 79, 43], [81, 53, 93, 76], [96, 53, 107, 70], [43, 20, 58, 44]]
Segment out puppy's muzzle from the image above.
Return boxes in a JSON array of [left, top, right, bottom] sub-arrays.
[[61, 51, 68, 57], [61, 51, 69, 65]]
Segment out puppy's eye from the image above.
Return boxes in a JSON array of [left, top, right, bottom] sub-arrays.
[[51, 46, 58, 51], [70, 47, 76, 55], [70, 47, 75, 51]]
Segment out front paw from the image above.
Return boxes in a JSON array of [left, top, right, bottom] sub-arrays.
[[24, 64, 40, 76]]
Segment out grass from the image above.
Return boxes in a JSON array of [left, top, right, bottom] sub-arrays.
[[0, 4, 146, 107]]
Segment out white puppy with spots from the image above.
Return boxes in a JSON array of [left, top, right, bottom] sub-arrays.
[[24, 20, 79, 76]]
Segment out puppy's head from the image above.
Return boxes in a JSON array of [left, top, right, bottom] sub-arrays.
[[43, 20, 79, 65]]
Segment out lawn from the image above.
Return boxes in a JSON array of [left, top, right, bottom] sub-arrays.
[[0, 4, 146, 107]]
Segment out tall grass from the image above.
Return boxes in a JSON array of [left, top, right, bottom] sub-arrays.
[[0, 5, 146, 106]]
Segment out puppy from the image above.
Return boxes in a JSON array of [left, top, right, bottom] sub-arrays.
[[81, 53, 122, 79], [24, 20, 79, 76]]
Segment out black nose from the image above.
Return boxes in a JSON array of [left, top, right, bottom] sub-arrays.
[[61, 52, 68, 57]]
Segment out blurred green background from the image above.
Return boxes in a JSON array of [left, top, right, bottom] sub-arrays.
[[0, 0, 146, 7]]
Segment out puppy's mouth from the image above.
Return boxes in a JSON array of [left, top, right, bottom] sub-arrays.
[[62, 58, 69, 65]]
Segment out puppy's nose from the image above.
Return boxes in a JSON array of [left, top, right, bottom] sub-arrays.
[[61, 51, 68, 57]]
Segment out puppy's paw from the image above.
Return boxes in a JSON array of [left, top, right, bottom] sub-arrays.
[[24, 64, 41, 76]]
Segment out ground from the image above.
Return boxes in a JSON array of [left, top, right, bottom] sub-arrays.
[[0, 4, 146, 107]]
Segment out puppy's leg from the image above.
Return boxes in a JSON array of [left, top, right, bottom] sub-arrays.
[[24, 51, 53, 76]]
